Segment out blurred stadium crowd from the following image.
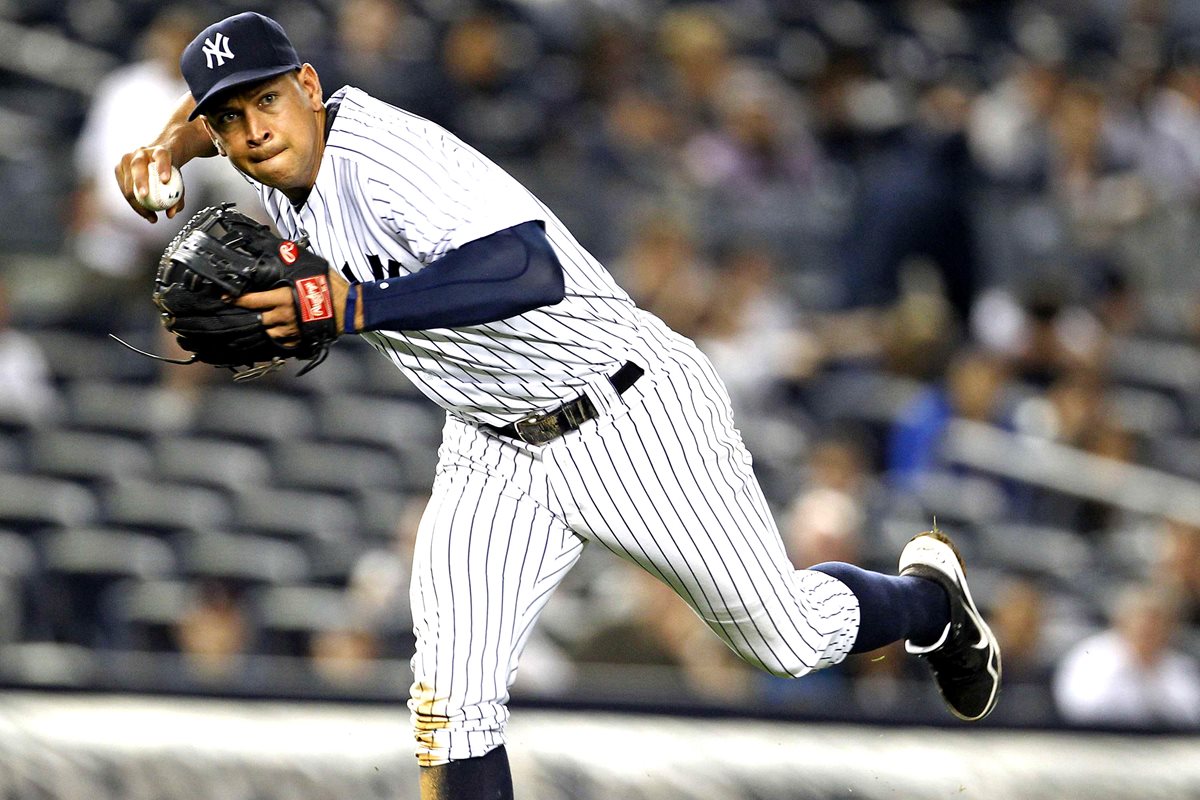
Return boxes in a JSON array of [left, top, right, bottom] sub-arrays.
[[0, 0, 1199, 731]]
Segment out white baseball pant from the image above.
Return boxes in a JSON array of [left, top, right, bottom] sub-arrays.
[[408, 346, 860, 766]]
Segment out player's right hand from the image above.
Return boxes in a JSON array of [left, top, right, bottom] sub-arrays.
[[115, 145, 185, 224]]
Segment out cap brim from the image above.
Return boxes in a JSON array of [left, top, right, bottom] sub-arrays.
[[188, 64, 300, 120]]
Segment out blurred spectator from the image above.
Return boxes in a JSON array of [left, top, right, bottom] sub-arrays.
[[971, 283, 1104, 386], [803, 431, 877, 498], [888, 347, 1012, 488], [696, 243, 820, 415], [1053, 583, 1200, 728], [1156, 518, 1200, 627], [435, 10, 546, 159], [842, 78, 982, 323], [968, 58, 1061, 190], [314, 0, 444, 121], [783, 487, 864, 571], [172, 581, 250, 681], [877, 258, 962, 381], [70, 6, 196, 283], [69, 5, 258, 329], [990, 576, 1054, 686], [310, 626, 382, 687], [1007, 367, 1139, 531], [0, 276, 57, 421], [1046, 78, 1149, 261], [655, 6, 735, 129], [681, 66, 823, 257], [570, 568, 753, 704], [613, 210, 712, 339]]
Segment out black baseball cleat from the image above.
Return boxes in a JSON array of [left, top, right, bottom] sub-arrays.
[[899, 530, 1001, 721]]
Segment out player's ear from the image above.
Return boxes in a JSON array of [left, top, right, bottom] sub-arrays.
[[200, 118, 227, 157], [298, 64, 323, 111]]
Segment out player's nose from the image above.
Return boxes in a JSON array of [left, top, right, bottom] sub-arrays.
[[246, 112, 272, 146]]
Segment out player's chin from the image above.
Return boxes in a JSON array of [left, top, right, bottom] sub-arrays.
[[244, 154, 295, 186]]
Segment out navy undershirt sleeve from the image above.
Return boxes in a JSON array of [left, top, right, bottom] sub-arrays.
[[357, 221, 565, 332]]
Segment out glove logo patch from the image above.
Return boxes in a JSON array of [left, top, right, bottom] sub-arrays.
[[297, 275, 333, 322], [278, 241, 299, 264]]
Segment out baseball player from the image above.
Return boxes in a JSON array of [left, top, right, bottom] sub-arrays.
[[114, 13, 1000, 799]]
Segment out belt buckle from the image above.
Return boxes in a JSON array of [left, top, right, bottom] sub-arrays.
[[514, 413, 562, 445]]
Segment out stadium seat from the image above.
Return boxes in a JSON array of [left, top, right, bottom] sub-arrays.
[[173, 530, 308, 585], [0, 472, 98, 532], [315, 393, 445, 452], [0, 641, 96, 687], [30, 330, 125, 384], [103, 479, 231, 534], [66, 380, 194, 439], [303, 537, 375, 585], [270, 440, 404, 494], [103, 578, 195, 652], [231, 486, 359, 542], [191, 385, 314, 444], [154, 435, 273, 492], [901, 470, 1009, 528], [1107, 385, 1184, 437], [269, 344, 369, 396], [28, 428, 153, 484], [254, 584, 349, 628], [1145, 436, 1200, 481], [0, 531, 37, 644], [357, 488, 412, 541], [37, 526, 177, 646], [976, 523, 1094, 585]]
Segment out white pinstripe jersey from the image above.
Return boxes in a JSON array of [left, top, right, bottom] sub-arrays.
[[254, 86, 662, 426]]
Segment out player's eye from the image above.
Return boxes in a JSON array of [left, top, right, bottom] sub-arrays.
[[261, 93, 277, 106]]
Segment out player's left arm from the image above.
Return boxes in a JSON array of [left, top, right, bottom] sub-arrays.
[[237, 220, 564, 339]]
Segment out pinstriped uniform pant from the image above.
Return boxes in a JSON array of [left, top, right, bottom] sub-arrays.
[[408, 349, 860, 766]]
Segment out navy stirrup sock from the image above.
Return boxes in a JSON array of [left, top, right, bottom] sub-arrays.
[[810, 562, 950, 653], [421, 745, 513, 800]]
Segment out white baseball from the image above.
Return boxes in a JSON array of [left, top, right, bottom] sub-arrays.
[[138, 166, 184, 212]]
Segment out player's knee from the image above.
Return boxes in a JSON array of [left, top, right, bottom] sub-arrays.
[[410, 683, 509, 767]]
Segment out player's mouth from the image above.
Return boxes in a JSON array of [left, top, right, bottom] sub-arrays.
[[252, 147, 286, 164]]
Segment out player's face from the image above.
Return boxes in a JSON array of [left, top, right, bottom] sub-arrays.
[[204, 65, 326, 199]]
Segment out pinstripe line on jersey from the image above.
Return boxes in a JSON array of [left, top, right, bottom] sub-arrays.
[[490, 478, 520, 705], [667, 345, 807, 576], [438, 467, 475, 719], [655, 368, 825, 662], [611, 391, 793, 663], [556, 442, 702, 609], [590, 427, 728, 617], [462, 470, 490, 723], [512, 497, 555, 650], [413, 472, 455, 726], [334, 129, 456, 213], [670, 361, 850, 644], [609, 419, 775, 662], [324, 168, 373, 278]]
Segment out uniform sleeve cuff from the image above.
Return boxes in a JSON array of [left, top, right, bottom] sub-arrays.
[[344, 283, 358, 334]]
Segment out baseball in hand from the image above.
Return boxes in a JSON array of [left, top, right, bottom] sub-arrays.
[[138, 166, 184, 211]]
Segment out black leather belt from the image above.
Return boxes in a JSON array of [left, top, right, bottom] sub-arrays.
[[487, 361, 644, 445]]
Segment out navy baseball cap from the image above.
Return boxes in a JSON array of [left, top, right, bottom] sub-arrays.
[[181, 12, 301, 120]]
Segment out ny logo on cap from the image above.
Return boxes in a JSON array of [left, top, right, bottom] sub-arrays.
[[202, 32, 234, 69]]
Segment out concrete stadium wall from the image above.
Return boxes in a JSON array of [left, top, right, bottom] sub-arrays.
[[0, 692, 1195, 799]]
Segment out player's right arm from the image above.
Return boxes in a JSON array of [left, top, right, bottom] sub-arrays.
[[114, 92, 217, 224]]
